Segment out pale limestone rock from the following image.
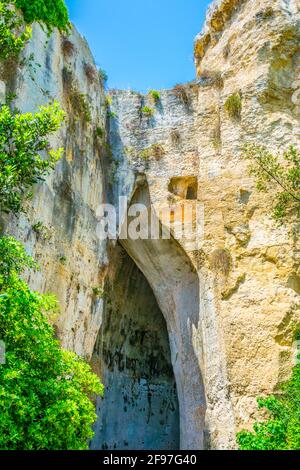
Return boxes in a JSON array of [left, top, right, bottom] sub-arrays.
[[0, 81, 5, 103], [1, 24, 108, 359], [105, 0, 300, 448], [1, 0, 299, 450]]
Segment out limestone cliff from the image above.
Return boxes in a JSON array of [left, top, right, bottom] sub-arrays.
[[1, 0, 300, 451], [1, 24, 108, 358]]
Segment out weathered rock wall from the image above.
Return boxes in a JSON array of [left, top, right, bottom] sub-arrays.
[[106, 0, 300, 448], [194, 0, 300, 435], [91, 245, 179, 450], [1, 0, 300, 450], [0, 24, 108, 359]]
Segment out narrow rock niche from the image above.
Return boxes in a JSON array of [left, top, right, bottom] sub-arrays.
[[91, 245, 180, 450], [168, 176, 198, 200]]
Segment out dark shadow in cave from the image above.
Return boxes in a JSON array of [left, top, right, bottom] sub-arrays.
[[91, 244, 180, 450]]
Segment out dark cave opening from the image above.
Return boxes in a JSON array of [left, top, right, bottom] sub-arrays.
[[91, 245, 180, 450]]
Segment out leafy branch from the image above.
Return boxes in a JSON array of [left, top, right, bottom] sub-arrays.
[[244, 144, 300, 222], [0, 101, 65, 214]]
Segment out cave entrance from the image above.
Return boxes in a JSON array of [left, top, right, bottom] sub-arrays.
[[92, 178, 206, 450], [91, 244, 180, 450]]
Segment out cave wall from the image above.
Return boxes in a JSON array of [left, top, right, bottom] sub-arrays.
[[91, 245, 179, 450], [0, 0, 299, 450]]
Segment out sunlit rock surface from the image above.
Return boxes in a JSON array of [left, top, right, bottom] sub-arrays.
[[1, 0, 300, 450]]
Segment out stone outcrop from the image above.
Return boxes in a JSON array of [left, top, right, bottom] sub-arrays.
[[1, 0, 300, 450]]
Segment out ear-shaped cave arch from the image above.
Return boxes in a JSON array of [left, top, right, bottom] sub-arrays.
[[91, 245, 180, 450], [92, 180, 206, 450]]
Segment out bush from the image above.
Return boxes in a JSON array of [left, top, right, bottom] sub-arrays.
[[238, 340, 300, 450], [84, 63, 97, 84], [63, 68, 91, 124], [244, 145, 300, 223], [173, 84, 189, 105], [141, 106, 155, 117], [15, 0, 70, 32], [32, 221, 51, 240], [0, 235, 37, 281], [0, 236, 104, 450], [149, 90, 160, 104], [224, 92, 242, 119], [0, 101, 65, 214], [140, 143, 165, 160], [0, 1, 32, 61], [108, 110, 117, 119], [92, 287, 104, 298]]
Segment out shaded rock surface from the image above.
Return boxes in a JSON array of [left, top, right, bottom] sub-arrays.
[[91, 245, 179, 450]]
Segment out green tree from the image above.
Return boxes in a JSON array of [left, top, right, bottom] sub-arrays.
[[0, 1, 32, 60], [0, 237, 104, 450], [15, 0, 70, 32], [244, 144, 300, 222], [238, 342, 300, 450], [0, 0, 104, 450], [0, 101, 65, 214]]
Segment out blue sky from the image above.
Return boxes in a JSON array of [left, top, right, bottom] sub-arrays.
[[65, 0, 211, 92]]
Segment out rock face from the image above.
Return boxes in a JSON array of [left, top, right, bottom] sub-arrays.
[[91, 245, 180, 450], [1, 24, 108, 358], [1, 0, 300, 450]]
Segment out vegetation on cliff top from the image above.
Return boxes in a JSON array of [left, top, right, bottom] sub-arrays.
[[15, 0, 70, 32], [149, 90, 161, 104]]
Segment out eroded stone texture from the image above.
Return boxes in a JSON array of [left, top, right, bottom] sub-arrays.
[[2, 0, 300, 450], [105, 0, 300, 448], [1, 24, 108, 358], [91, 245, 179, 450]]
